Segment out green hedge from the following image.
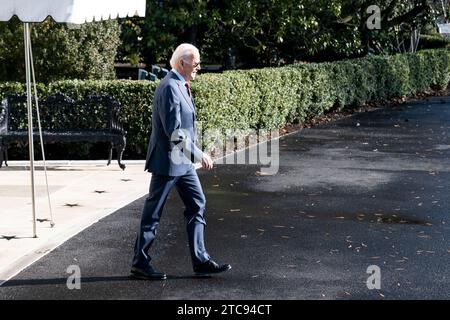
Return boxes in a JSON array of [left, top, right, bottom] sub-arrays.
[[194, 48, 450, 141], [418, 34, 450, 50], [0, 80, 158, 157], [1, 48, 450, 159]]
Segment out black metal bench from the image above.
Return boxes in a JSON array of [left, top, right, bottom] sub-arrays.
[[0, 93, 127, 170]]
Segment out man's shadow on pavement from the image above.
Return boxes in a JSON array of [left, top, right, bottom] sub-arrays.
[[0, 274, 212, 287]]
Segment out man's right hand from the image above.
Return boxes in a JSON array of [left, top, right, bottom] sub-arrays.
[[201, 153, 214, 170]]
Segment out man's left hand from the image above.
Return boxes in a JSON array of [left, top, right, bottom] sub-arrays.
[[201, 153, 214, 170]]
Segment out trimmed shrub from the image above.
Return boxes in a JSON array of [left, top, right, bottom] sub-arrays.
[[418, 34, 450, 50], [1, 48, 450, 159]]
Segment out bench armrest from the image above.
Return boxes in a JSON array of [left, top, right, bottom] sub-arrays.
[[109, 101, 126, 134]]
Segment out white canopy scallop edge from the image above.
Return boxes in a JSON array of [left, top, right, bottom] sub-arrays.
[[0, 0, 146, 23]]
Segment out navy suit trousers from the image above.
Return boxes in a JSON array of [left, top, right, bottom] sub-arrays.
[[132, 167, 210, 269]]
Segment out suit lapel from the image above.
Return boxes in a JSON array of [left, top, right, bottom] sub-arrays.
[[176, 82, 196, 114]]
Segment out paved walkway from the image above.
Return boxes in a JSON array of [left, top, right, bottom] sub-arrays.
[[0, 161, 151, 284], [0, 96, 449, 299]]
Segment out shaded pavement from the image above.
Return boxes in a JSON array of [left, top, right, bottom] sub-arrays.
[[0, 96, 449, 300]]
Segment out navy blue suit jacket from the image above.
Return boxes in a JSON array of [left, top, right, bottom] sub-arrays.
[[145, 71, 203, 176]]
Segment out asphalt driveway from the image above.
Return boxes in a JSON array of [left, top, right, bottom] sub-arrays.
[[0, 96, 449, 300]]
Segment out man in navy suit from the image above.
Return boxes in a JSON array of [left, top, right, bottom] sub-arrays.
[[131, 44, 231, 280]]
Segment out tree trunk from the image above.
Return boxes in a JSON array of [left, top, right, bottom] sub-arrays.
[[359, 5, 370, 55], [186, 25, 198, 45]]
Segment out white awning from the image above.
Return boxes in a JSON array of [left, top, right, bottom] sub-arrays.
[[0, 0, 146, 23]]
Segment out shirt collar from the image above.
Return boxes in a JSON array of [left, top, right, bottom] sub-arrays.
[[171, 69, 186, 85]]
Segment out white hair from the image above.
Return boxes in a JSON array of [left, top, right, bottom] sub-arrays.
[[170, 43, 199, 69]]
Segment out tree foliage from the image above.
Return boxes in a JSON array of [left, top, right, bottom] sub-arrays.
[[0, 17, 121, 82], [119, 0, 443, 69]]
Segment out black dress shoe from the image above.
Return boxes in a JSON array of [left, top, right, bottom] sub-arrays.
[[193, 259, 232, 275], [130, 266, 167, 280]]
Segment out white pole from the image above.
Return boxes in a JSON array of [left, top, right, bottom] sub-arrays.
[[27, 26, 54, 228], [24, 23, 37, 238]]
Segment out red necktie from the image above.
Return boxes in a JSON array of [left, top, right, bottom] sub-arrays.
[[185, 82, 191, 97]]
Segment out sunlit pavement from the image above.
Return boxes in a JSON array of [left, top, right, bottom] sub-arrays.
[[0, 160, 150, 284], [0, 96, 449, 299]]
